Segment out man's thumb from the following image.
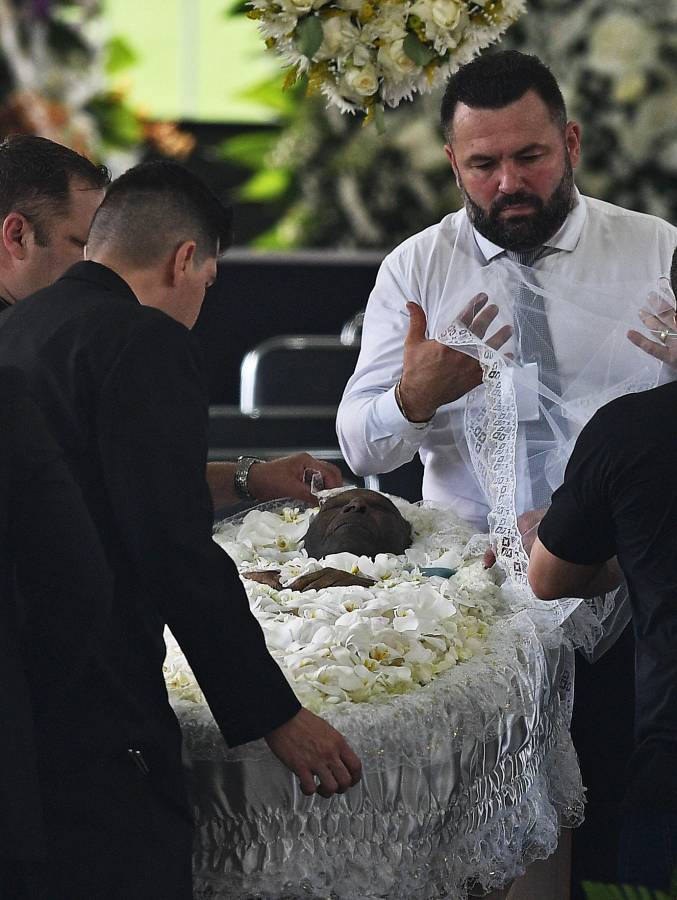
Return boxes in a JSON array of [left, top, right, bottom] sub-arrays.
[[405, 302, 427, 344]]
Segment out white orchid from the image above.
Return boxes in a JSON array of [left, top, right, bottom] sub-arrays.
[[166, 499, 507, 712]]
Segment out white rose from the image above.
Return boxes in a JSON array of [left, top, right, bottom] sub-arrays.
[[410, 0, 433, 21], [315, 14, 361, 60], [363, 9, 407, 44], [352, 40, 372, 67], [430, 0, 461, 30], [340, 63, 379, 98], [279, 0, 315, 14], [589, 13, 658, 77], [377, 39, 419, 81]]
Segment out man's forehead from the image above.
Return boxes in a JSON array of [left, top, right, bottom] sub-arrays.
[[322, 488, 397, 509], [450, 91, 559, 147]]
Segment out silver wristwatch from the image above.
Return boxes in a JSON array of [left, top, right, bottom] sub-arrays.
[[234, 456, 262, 499]]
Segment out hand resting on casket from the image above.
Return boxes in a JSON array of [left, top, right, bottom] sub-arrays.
[[245, 567, 377, 592]]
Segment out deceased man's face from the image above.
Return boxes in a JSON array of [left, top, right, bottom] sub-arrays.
[[303, 489, 412, 559]]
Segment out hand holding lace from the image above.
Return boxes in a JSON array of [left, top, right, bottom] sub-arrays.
[[399, 295, 512, 422]]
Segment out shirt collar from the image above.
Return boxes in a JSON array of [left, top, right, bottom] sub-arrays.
[[472, 187, 587, 261], [0, 296, 11, 312]]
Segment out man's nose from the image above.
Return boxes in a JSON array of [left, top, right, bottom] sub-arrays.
[[497, 162, 523, 194]]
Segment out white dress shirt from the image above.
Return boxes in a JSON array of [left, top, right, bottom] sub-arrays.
[[336, 192, 677, 527]]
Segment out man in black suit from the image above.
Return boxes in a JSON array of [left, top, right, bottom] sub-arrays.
[[0, 368, 114, 900], [0, 132, 343, 506], [0, 161, 362, 900]]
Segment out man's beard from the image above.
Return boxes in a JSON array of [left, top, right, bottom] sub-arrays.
[[460, 158, 575, 252]]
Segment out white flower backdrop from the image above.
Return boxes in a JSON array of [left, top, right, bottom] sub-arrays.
[[224, 0, 677, 249]]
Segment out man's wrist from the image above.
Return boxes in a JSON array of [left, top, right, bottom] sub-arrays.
[[234, 456, 263, 499], [395, 379, 433, 426]]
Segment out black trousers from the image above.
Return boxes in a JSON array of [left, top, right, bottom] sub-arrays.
[[1, 754, 194, 900]]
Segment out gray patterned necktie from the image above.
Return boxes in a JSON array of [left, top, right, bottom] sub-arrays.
[[507, 247, 561, 508]]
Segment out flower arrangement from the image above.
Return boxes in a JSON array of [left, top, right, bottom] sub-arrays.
[[164, 498, 507, 714], [246, 0, 526, 120]]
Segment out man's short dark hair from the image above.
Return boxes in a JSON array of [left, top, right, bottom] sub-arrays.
[[87, 161, 233, 265], [0, 134, 110, 246], [440, 51, 568, 141]]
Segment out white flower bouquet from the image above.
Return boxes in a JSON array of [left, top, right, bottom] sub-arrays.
[[165, 498, 508, 714], [247, 0, 526, 120]]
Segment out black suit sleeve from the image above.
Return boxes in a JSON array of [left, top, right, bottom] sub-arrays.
[[96, 318, 300, 747]]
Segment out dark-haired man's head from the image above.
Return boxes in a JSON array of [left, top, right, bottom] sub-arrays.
[[87, 161, 233, 328], [441, 51, 580, 252], [0, 135, 109, 303], [304, 489, 412, 559]]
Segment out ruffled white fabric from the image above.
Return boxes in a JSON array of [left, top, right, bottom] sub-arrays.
[[165, 497, 585, 898]]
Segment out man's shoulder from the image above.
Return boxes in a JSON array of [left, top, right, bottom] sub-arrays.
[[6, 272, 188, 347], [582, 194, 677, 239], [383, 208, 467, 265], [586, 382, 677, 445]]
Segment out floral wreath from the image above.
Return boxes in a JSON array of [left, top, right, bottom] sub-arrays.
[[247, 0, 526, 122]]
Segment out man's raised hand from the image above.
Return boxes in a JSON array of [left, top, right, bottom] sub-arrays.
[[628, 302, 677, 367], [265, 708, 362, 799], [398, 296, 512, 423]]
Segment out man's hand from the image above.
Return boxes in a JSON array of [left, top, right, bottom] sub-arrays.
[[628, 304, 677, 367], [265, 708, 362, 798], [398, 296, 512, 422], [483, 507, 547, 568], [247, 453, 342, 505], [207, 453, 342, 510], [243, 570, 284, 590], [288, 568, 377, 592]]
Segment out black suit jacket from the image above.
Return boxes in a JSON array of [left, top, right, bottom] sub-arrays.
[[0, 368, 113, 860], [0, 262, 300, 785]]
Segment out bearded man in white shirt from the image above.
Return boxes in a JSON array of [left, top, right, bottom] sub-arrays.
[[336, 50, 677, 529]]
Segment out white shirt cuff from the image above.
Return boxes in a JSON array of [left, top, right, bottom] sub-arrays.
[[379, 385, 433, 434]]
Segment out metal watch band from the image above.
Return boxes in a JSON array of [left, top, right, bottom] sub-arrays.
[[234, 456, 262, 499]]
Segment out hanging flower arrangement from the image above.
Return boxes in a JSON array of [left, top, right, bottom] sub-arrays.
[[247, 0, 526, 122]]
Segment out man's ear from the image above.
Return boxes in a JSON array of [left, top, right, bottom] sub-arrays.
[[170, 239, 197, 286], [565, 121, 582, 169], [444, 144, 461, 188], [2, 212, 31, 260]]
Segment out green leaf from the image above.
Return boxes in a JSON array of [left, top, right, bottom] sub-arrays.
[[295, 15, 324, 60], [403, 31, 436, 66], [105, 36, 138, 75], [87, 96, 142, 147], [216, 131, 278, 169], [374, 104, 386, 135], [238, 77, 303, 116], [238, 168, 292, 201], [224, 0, 250, 15]]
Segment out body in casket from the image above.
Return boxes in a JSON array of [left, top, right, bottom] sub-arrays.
[[164, 495, 583, 899]]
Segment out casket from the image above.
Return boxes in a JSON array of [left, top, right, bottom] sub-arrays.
[[165, 500, 584, 899]]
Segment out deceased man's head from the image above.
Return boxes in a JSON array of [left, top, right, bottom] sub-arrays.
[[303, 489, 412, 559]]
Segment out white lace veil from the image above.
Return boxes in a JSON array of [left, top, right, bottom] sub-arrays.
[[437, 258, 673, 657]]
